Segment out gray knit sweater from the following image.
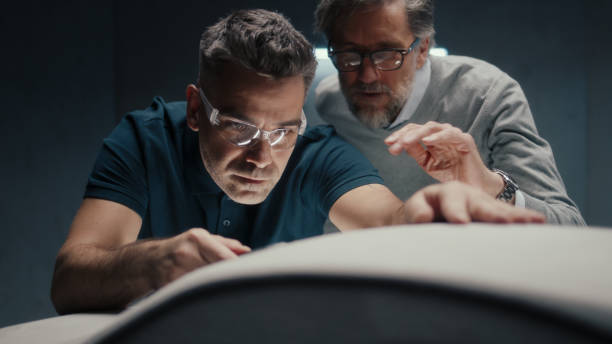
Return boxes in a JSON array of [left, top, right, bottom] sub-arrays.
[[315, 55, 585, 225]]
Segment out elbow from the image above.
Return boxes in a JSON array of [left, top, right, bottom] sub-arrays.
[[50, 253, 69, 315], [50, 251, 79, 315]]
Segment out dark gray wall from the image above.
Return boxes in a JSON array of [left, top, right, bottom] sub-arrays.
[[1, 0, 610, 328], [586, 0, 612, 226], [113, 0, 319, 119], [1, 2, 115, 327]]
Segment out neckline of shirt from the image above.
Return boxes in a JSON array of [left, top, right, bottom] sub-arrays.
[[386, 57, 432, 130]]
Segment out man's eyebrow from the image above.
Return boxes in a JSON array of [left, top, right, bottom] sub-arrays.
[[216, 108, 252, 122], [276, 119, 302, 127], [218, 109, 301, 128]]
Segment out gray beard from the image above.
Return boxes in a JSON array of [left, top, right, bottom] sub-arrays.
[[342, 81, 412, 129]]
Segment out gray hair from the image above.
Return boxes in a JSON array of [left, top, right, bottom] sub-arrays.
[[199, 9, 317, 92], [315, 0, 435, 46]]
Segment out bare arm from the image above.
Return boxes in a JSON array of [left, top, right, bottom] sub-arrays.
[[329, 184, 405, 230], [51, 198, 250, 314], [329, 182, 545, 231]]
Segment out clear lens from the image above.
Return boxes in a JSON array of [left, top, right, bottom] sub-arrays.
[[267, 130, 286, 146], [216, 116, 258, 145], [334, 52, 362, 71], [215, 115, 299, 150], [268, 128, 298, 149], [371, 50, 402, 70], [331, 49, 404, 72]]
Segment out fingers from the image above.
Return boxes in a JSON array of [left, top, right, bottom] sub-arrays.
[[384, 122, 474, 163], [411, 182, 546, 224], [183, 228, 249, 264], [155, 229, 251, 287], [385, 122, 473, 153], [454, 184, 545, 223], [403, 190, 436, 223], [421, 127, 473, 153], [211, 234, 252, 255], [433, 186, 472, 223], [385, 122, 447, 156]]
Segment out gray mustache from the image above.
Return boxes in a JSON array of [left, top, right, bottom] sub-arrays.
[[350, 83, 392, 94]]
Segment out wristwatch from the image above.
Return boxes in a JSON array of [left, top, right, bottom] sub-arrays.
[[492, 169, 519, 202]]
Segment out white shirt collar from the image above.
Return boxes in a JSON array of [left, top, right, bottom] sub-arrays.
[[387, 58, 431, 129]]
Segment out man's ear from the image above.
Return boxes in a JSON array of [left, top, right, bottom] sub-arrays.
[[416, 37, 430, 69], [185, 84, 201, 132]]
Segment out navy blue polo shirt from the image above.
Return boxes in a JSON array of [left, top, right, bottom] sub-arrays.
[[85, 97, 383, 249]]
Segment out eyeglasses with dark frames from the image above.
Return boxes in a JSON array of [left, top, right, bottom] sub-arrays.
[[328, 37, 421, 72], [198, 88, 307, 150]]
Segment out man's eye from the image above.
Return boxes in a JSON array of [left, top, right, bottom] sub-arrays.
[[229, 122, 248, 131], [220, 120, 249, 132], [280, 127, 299, 135]]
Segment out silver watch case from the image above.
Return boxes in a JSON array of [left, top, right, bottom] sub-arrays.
[[492, 168, 519, 202]]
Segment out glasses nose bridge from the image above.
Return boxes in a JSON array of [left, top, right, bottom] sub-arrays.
[[360, 50, 387, 70], [356, 52, 381, 81], [252, 127, 280, 147]]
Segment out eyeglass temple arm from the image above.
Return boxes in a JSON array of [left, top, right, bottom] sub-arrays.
[[299, 110, 307, 135], [198, 88, 220, 124]]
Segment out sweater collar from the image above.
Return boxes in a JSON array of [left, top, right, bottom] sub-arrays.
[[386, 58, 431, 130]]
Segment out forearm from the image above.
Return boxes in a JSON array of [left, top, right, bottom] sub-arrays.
[[477, 75, 585, 224], [522, 192, 586, 225], [51, 240, 162, 315], [330, 184, 406, 230]]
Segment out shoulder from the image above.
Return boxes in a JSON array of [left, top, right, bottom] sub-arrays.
[[293, 125, 356, 162], [315, 73, 341, 96], [286, 125, 381, 208], [293, 125, 375, 168], [314, 74, 346, 111], [110, 97, 187, 143], [122, 97, 186, 129], [427, 55, 524, 111], [298, 125, 344, 148], [431, 55, 504, 77], [430, 55, 517, 90]]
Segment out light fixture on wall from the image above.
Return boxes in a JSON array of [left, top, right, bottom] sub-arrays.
[[429, 47, 448, 56], [315, 48, 329, 60], [315, 47, 449, 61]]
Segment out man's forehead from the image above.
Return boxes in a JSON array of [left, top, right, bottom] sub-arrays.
[[206, 67, 305, 125]]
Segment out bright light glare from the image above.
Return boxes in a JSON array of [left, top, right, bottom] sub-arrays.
[[429, 47, 448, 56], [315, 47, 449, 59], [315, 48, 329, 60]]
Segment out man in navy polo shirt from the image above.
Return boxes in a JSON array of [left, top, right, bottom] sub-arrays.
[[51, 9, 544, 314]]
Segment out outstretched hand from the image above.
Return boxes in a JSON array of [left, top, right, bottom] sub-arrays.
[[152, 228, 251, 288], [404, 181, 545, 224], [385, 121, 503, 198]]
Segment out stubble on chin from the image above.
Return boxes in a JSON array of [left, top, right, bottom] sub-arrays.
[[204, 158, 277, 204]]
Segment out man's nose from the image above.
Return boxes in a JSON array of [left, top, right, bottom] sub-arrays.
[[245, 139, 273, 168], [357, 56, 380, 84]]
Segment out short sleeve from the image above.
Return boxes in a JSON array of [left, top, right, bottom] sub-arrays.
[[297, 126, 384, 216], [84, 114, 149, 217]]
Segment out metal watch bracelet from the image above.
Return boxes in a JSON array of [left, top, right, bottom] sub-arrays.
[[492, 168, 519, 202]]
